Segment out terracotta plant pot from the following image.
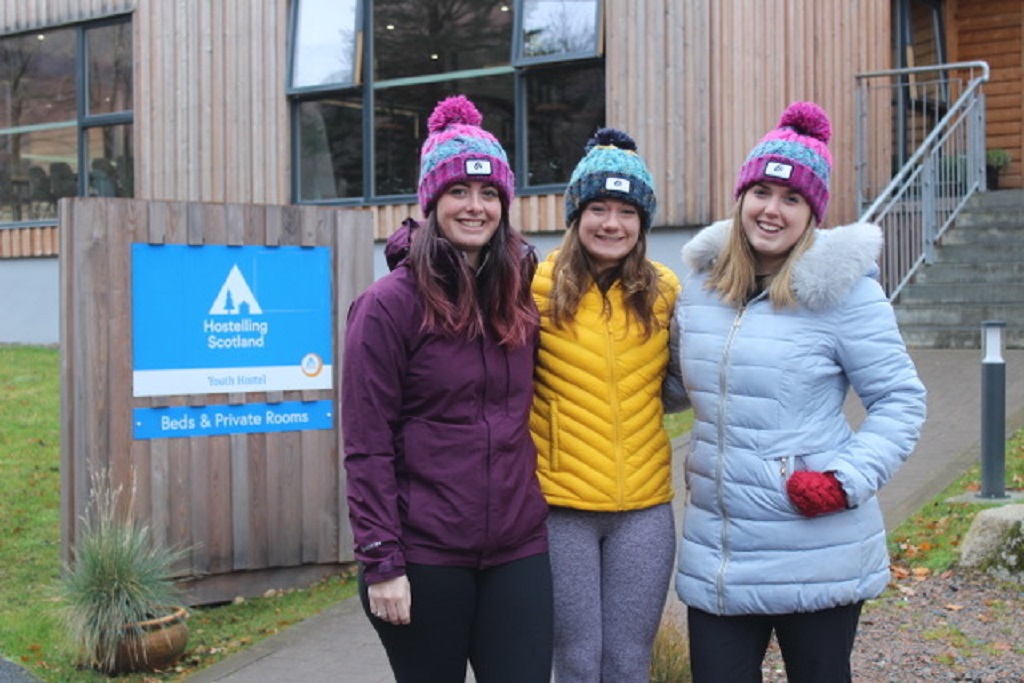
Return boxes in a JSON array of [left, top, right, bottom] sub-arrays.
[[109, 606, 189, 674]]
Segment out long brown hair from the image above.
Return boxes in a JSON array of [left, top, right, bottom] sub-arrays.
[[547, 219, 663, 337], [408, 212, 538, 346], [707, 193, 817, 309]]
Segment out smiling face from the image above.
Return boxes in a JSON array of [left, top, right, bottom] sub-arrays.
[[576, 198, 642, 273], [434, 181, 502, 268], [740, 181, 814, 275]]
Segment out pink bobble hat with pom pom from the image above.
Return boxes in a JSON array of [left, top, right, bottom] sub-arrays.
[[417, 94, 515, 217], [734, 101, 833, 224]]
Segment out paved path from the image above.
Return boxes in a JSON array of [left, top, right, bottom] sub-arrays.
[[182, 349, 1024, 683]]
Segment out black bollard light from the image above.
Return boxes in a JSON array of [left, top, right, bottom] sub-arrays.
[[978, 320, 1007, 499]]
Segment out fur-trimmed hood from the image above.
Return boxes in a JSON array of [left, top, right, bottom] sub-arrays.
[[680, 219, 884, 312]]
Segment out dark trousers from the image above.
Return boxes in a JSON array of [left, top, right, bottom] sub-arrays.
[[687, 602, 863, 683], [359, 554, 553, 683]]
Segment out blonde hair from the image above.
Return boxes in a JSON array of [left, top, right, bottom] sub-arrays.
[[706, 193, 817, 309]]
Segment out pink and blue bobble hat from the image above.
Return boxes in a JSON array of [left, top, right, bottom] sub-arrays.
[[417, 95, 515, 216], [734, 101, 833, 224]]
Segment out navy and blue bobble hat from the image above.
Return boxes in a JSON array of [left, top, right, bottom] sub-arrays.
[[564, 128, 657, 230]]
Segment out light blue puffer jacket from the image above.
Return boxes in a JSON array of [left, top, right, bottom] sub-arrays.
[[674, 219, 927, 616]]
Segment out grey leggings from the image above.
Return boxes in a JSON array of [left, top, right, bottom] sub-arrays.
[[547, 503, 676, 683]]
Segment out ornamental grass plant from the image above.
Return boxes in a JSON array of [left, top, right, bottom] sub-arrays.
[[60, 465, 190, 674]]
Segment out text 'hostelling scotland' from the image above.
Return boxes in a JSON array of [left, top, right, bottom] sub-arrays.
[[203, 318, 269, 349]]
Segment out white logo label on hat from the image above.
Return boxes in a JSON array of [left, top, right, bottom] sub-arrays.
[[605, 177, 631, 193], [466, 159, 492, 175], [765, 162, 793, 180]]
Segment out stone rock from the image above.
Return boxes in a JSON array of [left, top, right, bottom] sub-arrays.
[[958, 504, 1024, 582]]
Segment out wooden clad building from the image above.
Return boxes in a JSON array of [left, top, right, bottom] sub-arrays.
[[2, 0, 1021, 261]]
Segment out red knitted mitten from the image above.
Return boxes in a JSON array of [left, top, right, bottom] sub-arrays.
[[786, 471, 847, 518]]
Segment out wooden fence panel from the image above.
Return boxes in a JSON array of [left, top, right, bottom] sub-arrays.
[[61, 197, 373, 604]]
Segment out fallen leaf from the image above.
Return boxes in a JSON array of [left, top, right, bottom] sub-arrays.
[[944, 603, 965, 611]]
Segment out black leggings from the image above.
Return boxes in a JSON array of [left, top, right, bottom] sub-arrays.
[[359, 554, 553, 683], [687, 602, 863, 683]]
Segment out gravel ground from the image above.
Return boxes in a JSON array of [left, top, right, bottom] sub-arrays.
[[761, 568, 1024, 682]]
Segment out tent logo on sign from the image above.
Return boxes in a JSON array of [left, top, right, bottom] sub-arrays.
[[210, 264, 263, 315], [203, 264, 269, 349]]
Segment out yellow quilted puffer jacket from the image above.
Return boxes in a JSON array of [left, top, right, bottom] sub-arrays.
[[531, 253, 681, 511]]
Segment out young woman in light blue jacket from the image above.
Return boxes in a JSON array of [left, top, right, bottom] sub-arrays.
[[672, 101, 927, 683]]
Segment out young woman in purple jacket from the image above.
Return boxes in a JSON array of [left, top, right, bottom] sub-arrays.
[[341, 95, 553, 683]]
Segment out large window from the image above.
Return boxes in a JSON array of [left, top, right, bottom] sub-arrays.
[[0, 18, 133, 227], [288, 0, 604, 206]]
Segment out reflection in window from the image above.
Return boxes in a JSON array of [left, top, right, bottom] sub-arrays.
[[87, 22, 133, 115], [374, 0, 513, 81], [373, 76, 514, 197], [0, 19, 133, 225], [1, 29, 76, 223], [296, 97, 365, 200], [291, 0, 361, 89], [0, 29, 76, 129], [518, 0, 600, 61], [86, 125, 133, 197], [525, 64, 603, 186]]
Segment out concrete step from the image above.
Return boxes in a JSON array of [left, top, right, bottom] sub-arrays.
[[895, 302, 1024, 327], [953, 215, 1024, 230], [900, 325, 1024, 350], [898, 282, 1024, 303], [941, 223, 1024, 244], [932, 243, 1024, 262], [967, 189, 1024, 208], [910, 260, 1024, 283]]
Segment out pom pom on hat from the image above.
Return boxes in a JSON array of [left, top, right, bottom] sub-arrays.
[[427, 95, 483, 131], [418, 95, 515, 216], [735, 101, 833, 223], [778, 101, 832, 145], [564, 127, 657, 230]]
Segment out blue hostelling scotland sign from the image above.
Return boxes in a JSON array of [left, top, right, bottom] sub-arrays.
[[132, 244, 333, 397]]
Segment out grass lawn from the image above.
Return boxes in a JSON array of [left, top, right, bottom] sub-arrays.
[[888, 428, 1024, 574], [0, 345, 356, 682]]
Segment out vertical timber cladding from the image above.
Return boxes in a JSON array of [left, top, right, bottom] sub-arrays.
[[59, 197, 373, 604]]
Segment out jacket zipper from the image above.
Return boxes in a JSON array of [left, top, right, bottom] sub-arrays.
[[714, 302, 748, 613], [606, 317, 625, 505]]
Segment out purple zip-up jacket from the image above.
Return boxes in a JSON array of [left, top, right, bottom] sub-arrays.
[[342, 221, 549, 585]]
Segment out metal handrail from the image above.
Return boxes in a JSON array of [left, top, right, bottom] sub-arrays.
[[855, 61, 990, 301]]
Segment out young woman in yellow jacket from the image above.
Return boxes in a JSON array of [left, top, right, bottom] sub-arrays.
[[531, 128, 684, 683]]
